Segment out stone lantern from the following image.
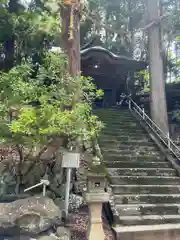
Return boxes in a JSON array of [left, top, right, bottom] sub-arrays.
[[85, 173, 109, 240], [87, 173, 106, 193]]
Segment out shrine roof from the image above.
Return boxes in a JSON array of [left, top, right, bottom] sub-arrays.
[[50, 46, 148, 71], [81, 46, 148, 71]]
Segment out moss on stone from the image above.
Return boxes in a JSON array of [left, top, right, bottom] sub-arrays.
[[88, 162, 108, 176]]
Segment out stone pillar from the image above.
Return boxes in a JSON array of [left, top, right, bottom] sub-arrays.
[[84, 174, 109, 240]]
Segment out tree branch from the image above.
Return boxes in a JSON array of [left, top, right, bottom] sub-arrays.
[[140, 14, 168, 31], [85, 12, 126, 36], [35, 139, 54, 160], [23, 139, 54, 176]]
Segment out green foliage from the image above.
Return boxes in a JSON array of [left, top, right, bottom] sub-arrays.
[[0, 0, 60, 68], [88, 161, 108, 175], [172, 108, 180, 122], [0, 53, 103, 149], [14, 11, 60, 54], [135, 69, 150, 93], [81, 0, 144, 56]]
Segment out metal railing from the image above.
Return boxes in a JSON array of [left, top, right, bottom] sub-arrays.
[[128, 97, 180, 160]]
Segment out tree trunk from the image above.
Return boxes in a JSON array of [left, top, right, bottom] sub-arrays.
[[60, 1, 81, 107], [4, 38, 15, 71], [61, 2, 81, 76], [15, 145, 23, 194], [3, 0, 19, 71], [146, 0, 169, 134], [128, 0, 134, 58]]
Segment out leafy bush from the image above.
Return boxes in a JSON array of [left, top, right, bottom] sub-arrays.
[[0, 52, 103, 189]]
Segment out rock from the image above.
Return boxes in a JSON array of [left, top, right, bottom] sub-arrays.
[[48, 177, 72, 200], [23, 163, 46, 186], [56, 227, 70, 239], [46, 190, 56, 200], [75, 153, 90, 193], [50, 183, 72, 198], [0, 196, 62, 236], [0, 162, 7, 174], [54, 194, 84, 212], [54, 198, 65, 210], [20, 237, 36, 240], [52, 152, 63, 175], [83, 141, 92, 150], [69, 194, 84, 211], [37, 236, 56, 240], [0, 171, 16, 195]]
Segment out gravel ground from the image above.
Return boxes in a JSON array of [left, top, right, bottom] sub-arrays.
[[68, 205, 116, 240]]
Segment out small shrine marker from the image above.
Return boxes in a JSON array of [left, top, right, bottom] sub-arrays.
[[62, 151, 80, 217]]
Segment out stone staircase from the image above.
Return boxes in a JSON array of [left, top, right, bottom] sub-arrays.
[[95, 108, 180, 239]]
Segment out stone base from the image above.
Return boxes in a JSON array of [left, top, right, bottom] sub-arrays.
[[115, 223, 180, 240], [84, 192, 109, 240], [85, 192, 109, 203]]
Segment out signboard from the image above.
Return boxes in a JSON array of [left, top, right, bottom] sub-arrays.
[[62, 152, 80, 168]]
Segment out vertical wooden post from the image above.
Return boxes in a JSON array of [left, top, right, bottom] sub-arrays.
[[61, 0, 81, 106], [146, 0, 169, 134], [61, 0, 81, 77]]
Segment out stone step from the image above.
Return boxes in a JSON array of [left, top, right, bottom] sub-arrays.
[[97, 117, 134, 122], [104, 155, 162, 162], [102, 116, 137, 121], [104, 125, 142, 131], [114, 194, 180, 204], [101, 117, 138, 121], [95, 110, 130, 114], [102, 122, 141, 128], [99, 137, 152, 142], [104, 150, 162, 157], [104, 125, 145, 130], [99, 140, 154, 147], [105, 161, 170, 169], [98, 140, 154, 149], [116, 203, 180, 216], [97, 109, 130, 112], [117, 215, 180, 226], [96, 111, 131, 116], [111, 185, 180, 194], [101, 145, 157, 151], [94, 108, 129, 111], [101, 129, 146, 135], [110, 176, 180, 185], [94, 110, 130, 116], [98, 118, 134, 123], [104, 150, 161, 157], [114, 223, 180, 239], [100, 133, 147, 139], [99, 139, 153, 146], [108, 168, 177, 177], [101, 119, 135, 124]]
